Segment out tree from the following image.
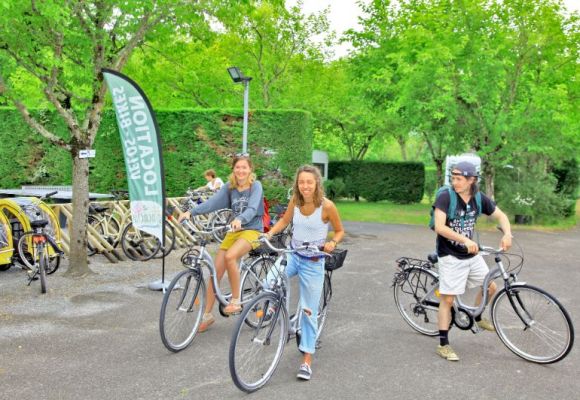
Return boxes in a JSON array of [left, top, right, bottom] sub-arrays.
[[0, 0, 213, 276]]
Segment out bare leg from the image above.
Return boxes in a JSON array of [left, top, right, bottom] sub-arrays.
[[223, 238, 252, 302], [438, 294, 455, 330], [474, 281, 497, 307], [303, 352, 312, 366]]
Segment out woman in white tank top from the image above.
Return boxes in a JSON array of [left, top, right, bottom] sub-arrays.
[[266, 165, 345, 381]]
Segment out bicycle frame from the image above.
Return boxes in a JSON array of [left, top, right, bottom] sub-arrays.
[[182, 225, 268, 307], [399, 247, 526, 329]]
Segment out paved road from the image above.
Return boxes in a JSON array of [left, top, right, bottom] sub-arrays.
[[1, 222, 578, 400]]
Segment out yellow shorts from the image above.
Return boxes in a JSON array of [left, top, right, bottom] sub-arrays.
[[219, 230, 261, 250]]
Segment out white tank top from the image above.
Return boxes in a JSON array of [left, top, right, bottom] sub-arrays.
[[291, 203, 329, 257]]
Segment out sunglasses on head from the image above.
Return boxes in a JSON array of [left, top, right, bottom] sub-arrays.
[[234, 152, 249, 157]]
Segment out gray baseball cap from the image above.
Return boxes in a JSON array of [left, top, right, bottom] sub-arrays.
[[452, 161, 478, 177]]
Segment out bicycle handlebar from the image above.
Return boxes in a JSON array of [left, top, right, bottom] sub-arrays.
[[258, 236, 331, 258]]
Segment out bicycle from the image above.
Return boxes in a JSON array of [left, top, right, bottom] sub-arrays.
[[179, 188, 233, 243], [16, 191, 64, 293], [120, 210, 176, 262], [392, 237, 574, 364], [86, 189, 128, 256], [228, 236, 343, 393], [158, 222, 275, 352]]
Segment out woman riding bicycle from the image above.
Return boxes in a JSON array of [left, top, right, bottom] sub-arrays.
[[265, 164, 344, 381], [178, 154, 264, 331]]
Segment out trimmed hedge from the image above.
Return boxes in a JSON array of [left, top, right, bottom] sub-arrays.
[[328, 161, 425, 203], [0, 108, 312, 202]]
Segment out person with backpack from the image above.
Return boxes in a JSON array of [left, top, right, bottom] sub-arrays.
[[264, 164, 345, 381], [177, 154, 265, 332], [432, 161, 512, 361]]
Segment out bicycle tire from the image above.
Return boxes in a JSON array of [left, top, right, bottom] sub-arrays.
[[210, 209, 233, 243], [491, 284, 574, 364], [229, 292, 287, 393], [104, 213, 122, 248], [240, 255, 276, 327], [120, 222, 161, 261], [87, 215, 101, 256], [17, 233, 35, 270], [45, 254, 60, 275], [38, 246, 48, 294], [153, 221, 176, 259], [393, 266, 440, 336], [317, 272, 332, 339], [159, 269, 206, 352]]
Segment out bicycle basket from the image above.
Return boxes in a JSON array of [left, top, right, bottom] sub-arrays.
[[325, 248, 348, 271]]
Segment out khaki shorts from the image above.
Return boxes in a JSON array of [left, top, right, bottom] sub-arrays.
[[219, 230, 261, 251], [438, 254, 489, 295]]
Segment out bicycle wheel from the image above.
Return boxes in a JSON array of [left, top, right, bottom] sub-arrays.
[[38, 246, 48, 294], [240, 256, 275, 327], [229, 292, 287, 393], [491, 284, 574, 364], [104, 213, 122, 247], [87, 215, 102, 256], [317, 272, 332, 338], [210, 209, 233, 242], [120, 222, 161, 261], [17, 233, 35, 270], [159, 269, 206, 352], [393, 266, 440, 336], [153, 221, 176, 258]]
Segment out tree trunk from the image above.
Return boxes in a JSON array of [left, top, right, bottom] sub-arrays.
[[482, 162, 495, 200], [397, 136, 407, 161], [65, 147, 93, 277], [435, 158, 445, 188]]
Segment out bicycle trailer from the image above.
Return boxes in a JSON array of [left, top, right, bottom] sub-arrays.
[[0, 197, 63, 263], [0, 211, 13, 269]]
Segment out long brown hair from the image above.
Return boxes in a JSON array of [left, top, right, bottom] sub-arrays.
[[292, 165, 325, 207], [228, 155, 256, 190]]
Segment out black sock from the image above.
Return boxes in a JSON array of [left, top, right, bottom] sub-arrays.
[[439, 330, 449, 346]]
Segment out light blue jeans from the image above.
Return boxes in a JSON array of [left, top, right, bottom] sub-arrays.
[[267, 253, 325, 354]]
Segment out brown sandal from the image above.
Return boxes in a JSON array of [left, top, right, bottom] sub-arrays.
[[223, 302, 242, 315], [198, 314, 215, 333]]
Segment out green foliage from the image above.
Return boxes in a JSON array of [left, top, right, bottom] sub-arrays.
[[424, 167, 438, 203], [324, 178, 346, 201], [329, 161, 424, 204], [495, 161, 566, 222], [0, 107, 311, 197], [553, 159, 579, 217]]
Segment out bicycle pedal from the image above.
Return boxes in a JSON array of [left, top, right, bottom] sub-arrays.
[[471, 325, 482, 334]]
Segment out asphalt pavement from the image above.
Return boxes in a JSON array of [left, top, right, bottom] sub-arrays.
[[1, 222, 579, 400]]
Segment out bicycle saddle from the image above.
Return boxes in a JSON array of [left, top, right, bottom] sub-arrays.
[[31, 219, 49, 229], [89, 205, 109, 214], [427, 252, 438, 264]]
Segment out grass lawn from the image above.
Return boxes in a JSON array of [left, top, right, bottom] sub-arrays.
[[336, 199, 579, 231]]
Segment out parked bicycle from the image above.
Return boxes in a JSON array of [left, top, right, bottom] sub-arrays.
[[158, 222, 275, 352], [392, 237, 574, 364], [86, 190, 129, 256], [120, 208, 176, 262], [179, 188, 233, 243], [16, 191, 64, 293], [228, 236, 344, 393]]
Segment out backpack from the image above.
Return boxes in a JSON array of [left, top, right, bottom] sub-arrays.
[[429, 186, 482, 230], [262, 197, 272, 233]]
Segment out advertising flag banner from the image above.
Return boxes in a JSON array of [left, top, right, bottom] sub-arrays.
[[102, 68, 165, 242]]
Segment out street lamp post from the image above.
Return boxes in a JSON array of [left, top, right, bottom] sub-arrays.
[[227, 67, 252, 154]]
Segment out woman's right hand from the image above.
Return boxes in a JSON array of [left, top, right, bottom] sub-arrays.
[[177, 211, 191, 223]]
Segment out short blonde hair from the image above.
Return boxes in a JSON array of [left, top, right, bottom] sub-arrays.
[[292, 165, 324, 207], [228, 155, 256, 190]]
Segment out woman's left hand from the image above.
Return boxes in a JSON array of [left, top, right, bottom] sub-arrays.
[[231, 219, 242, 231], [323, 240, 337, 253]]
